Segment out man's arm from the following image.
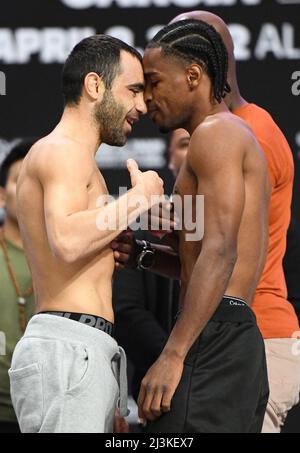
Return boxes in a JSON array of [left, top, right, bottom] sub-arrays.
[[138, 120, 247, 421], [146, 241, 181, 279], [37, 142, 163, 263], [112, 230, 181, 279]]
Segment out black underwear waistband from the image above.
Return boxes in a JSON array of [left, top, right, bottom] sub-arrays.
[[37, 311, 114, 337], [177, 295, 256, 324], [212, 295, 255, 324], [222, 295, 248, 307]]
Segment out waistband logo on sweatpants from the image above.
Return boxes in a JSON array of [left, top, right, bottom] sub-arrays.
[[39, 312, 114, 337], [77, 314, 113, 335]]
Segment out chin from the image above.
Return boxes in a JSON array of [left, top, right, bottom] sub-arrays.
[[104, 131, 127, 147], [115, 137, 127, 147]]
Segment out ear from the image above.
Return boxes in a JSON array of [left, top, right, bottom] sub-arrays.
[[186, 64, 203, 89], [83, 72, 105, 102], [0, 186, 6, 209]]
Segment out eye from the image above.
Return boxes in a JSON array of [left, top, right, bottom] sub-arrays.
[[180, 141, 190, 149], [130, 89, 138, 97], [151, 80, 159, 87]]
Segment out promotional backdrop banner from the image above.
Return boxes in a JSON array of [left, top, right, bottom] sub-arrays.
[[0, 0, 299, 211]]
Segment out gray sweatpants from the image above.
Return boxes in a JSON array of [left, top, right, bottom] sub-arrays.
[[9, 314, 128, 433]]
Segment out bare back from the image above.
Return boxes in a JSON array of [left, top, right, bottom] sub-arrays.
[[175, 112, 271, 306], [17, 134, 115, 321]]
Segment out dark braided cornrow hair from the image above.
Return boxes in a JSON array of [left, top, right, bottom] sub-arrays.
[[147, 19, 231, 103]]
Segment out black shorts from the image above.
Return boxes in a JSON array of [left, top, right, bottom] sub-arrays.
[[145, 296, 269, 433]]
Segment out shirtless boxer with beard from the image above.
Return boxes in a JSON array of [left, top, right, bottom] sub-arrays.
[[9, 35, 163, 433]]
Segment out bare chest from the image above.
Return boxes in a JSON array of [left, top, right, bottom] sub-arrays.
[[173, 162, 202, 282], [174, 159, 198, 197], [87, 169, 109, 209]]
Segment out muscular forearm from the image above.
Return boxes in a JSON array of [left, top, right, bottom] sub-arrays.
[[51, 185, 151, 263], [162, 246, 237, 360]]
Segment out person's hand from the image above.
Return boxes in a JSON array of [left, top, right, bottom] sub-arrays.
[[127, 159, 164, 206], [137, 353, 184, 422], [113, 409, 129, 433], [160, 231, 179, 253], [111, 230, 138, 269], [148, 199, 178, 234]]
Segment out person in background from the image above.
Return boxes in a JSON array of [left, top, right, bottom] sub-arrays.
[[0, 139, 36, 434], [168, 129, 190, 179], [284, 217, 300, 323], [113, 234, 179, 405]]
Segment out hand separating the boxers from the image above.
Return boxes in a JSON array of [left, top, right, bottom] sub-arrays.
[[111, 199, 179, 269]]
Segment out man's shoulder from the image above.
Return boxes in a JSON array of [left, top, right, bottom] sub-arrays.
[[237, 104, 293, 167], [30, 134, 83, 161], [239, 103, 273, 122], [190, 112, 254, 159], [235, 103, 283, 140], [29, 134, 92, 180], [194, 111, 253, 142]]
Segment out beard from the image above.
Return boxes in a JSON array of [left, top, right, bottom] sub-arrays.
[[94, 89, 128, 146]]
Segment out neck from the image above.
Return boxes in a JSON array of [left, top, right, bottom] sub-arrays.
[[3, 218, 23, 248], [56, 104, 101, 156], [187, 97, 228, 135], [226, 70, 248, 111]]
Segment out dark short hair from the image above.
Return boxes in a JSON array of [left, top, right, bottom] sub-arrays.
[[0, 138, 37, 188], [147, 19, 231, 103], [62, 34, 142, 106]]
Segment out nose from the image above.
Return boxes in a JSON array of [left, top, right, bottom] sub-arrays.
[[144, 83, 153, 105], [136, 94, 147, 116], [168, 155, 174, 172]]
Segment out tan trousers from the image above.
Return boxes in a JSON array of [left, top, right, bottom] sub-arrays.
[[262, 338, 300, 433]]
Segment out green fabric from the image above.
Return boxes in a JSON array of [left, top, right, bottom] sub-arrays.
[[0, 239, 35, 422]]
